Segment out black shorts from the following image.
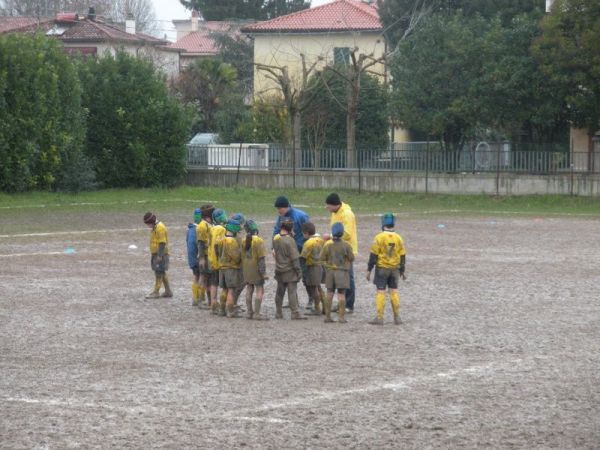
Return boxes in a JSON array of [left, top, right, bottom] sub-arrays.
[[151, 254, 169, 274], [191, 265, 200, 277], [373, 268, 399, 290]]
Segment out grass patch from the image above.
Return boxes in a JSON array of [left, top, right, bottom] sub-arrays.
[[1, 186, 600, 218]]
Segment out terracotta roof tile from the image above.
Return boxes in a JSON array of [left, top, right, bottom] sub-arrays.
[[0, 16, 52, 33], [169, 30, 218, 55], [1, 15, 167, 45], [169, 21, 241, 55], [241, 0, 381, 33]]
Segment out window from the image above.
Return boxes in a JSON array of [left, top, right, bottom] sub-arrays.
[[333, 47, 350, 66]]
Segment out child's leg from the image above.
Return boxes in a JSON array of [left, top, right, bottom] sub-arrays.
[[245, 284, 254, 319], [318, 285, 326, 315], [337, 290, 347, 323], [209, 284, 218, 313], [192, 272, 200, 306], [274, 281, 286, 318], [389, 288, 401, 324], [288, 282, 306, 319], [254, 285, 267, 319], [324, 290, 335, 322]]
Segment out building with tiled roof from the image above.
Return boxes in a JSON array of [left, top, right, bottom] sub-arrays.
[[0, 10, 181, 77], [241, 0, 381, 33], [241, 0, 386, 99], [169, 11, 244, 68]]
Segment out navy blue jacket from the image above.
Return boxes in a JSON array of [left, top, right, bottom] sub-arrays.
[[272, 206, 309, 251], [186, 222, 199, 268]]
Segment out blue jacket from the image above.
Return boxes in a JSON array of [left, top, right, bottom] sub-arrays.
[[186, 222, 199, 268], [272, 206, 309, 251]]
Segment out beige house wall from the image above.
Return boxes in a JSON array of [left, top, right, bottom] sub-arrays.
[[62, 43, 180, 79], [252, 31, 386, 98], [251, 31, 413, 143]]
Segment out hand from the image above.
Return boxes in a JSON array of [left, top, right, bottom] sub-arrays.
[[199, 259, 206, 270], [366, 271, 371, 282], [156, 255, 163, 263], [262, 275, 270, 281]]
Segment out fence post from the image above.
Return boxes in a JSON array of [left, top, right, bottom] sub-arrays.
[[292, 142, 296, 189], [235, 142, 243, 186], [495, 142, 501, 196], [358, 148, 362, 194], [570, 137, 574, 196], [425, 138, 430, 194]]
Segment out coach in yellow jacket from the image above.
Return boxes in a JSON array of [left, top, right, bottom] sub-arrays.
[[325, 193, 357, 313]]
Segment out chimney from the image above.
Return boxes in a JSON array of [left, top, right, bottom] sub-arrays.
[[88, 6, 96, 21], [125, 13, 136, 34], [191, 10, 199, 32]]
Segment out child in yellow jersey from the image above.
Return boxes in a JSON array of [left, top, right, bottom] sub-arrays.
[[319, 222, 354, 323], [242, 220, 269, 320], [208, 208, 228, 315], [193, 204, 215, 308], [300, 222, 325, 316], [366, 213, 407, 325], [143, 212, 172, 299], [218, 219, 243, 318]]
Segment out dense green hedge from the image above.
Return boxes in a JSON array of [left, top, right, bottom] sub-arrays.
[[0, 34, 191, 192]]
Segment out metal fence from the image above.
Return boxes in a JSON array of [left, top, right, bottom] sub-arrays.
[[187, 142, 600, 174]]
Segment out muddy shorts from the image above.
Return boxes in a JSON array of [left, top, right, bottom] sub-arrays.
[[220, 268, 242, 290], [151, 254, 169, 274], [304, 265, 323, 287], [245, 279, 265, 287], [325, 269, 349, 291], [374, 267, 399, 290], [206, 269, 219, 287]]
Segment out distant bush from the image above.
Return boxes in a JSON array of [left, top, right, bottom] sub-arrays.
[[79, 52, 191, 188], [0, 33, 92, 192]]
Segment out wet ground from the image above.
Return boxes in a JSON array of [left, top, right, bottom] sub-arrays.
[[1, 209, 599, 448]]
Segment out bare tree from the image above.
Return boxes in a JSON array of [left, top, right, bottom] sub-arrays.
[[0, 0, 110, 17], [255, 53, 323, 170], [320, 0, 430, 167], [109, 0, 156, 34]]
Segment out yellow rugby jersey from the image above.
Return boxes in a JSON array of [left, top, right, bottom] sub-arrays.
[[149, 221, 169, 254], [300, 235, 324, 266], [218, 235, 242, 269], [196, 220, 212, 245], [329, 202, 358, 254], [208, 224, 226, 270], [370, 231, 406, 269]]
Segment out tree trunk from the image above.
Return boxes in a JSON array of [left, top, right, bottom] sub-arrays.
[[293, 110, 302, 169], [346, 80, 360, 169]]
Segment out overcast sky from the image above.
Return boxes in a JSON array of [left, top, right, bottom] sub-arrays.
[[150, 0, 334, 40]]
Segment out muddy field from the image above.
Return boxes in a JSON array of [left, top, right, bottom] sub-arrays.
[[0, 208, 599, 448]]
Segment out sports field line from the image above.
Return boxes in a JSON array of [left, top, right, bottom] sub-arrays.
[[1, 358, 530, 423], [227, 358, 530, 418]]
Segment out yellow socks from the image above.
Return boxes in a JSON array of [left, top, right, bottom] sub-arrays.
[[390, 291, 400, 317], [375, 292, 386, 320], [154, 274, 163, 292]]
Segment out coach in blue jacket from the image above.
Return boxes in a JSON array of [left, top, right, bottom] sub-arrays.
[[272, 196, 309, 252]]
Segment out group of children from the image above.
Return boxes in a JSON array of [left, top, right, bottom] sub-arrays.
[[143, 204, 406, 325]]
